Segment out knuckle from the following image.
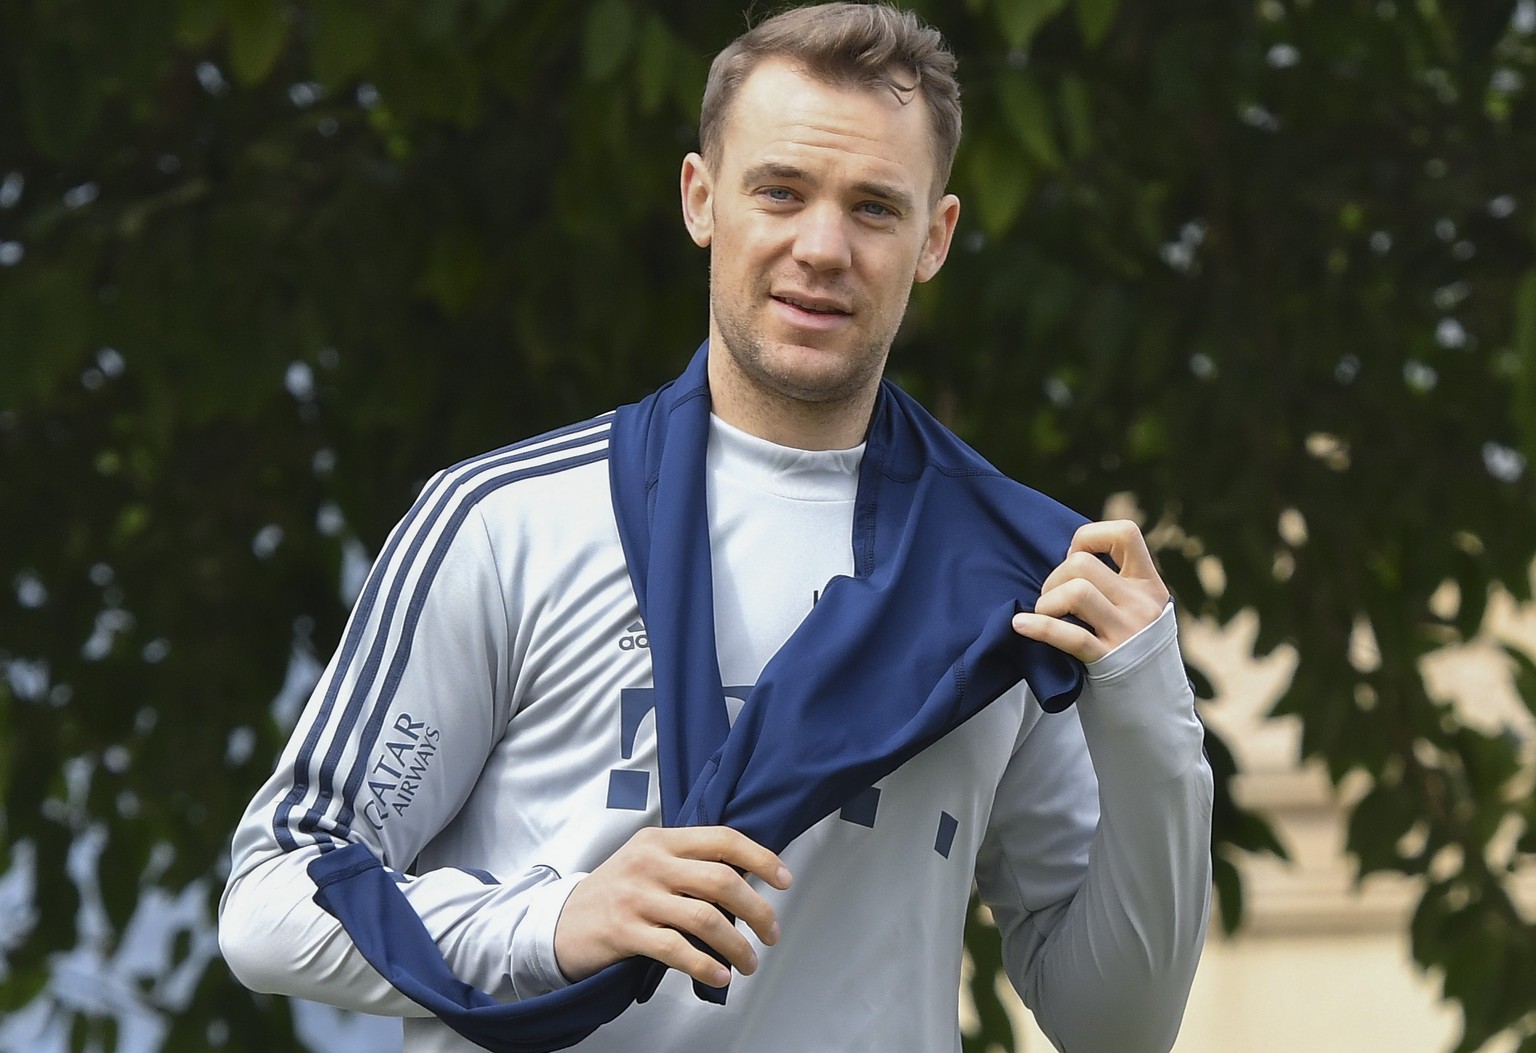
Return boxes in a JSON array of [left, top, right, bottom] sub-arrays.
[[606, 882, 639, 914], [1063, 578, 1096, 603], [1032, 592, 1064, 618], [705, 832, 737, 862], [703, 866, 738, 899], [650, 929, 694, 968], [1066, 550, 1100, 574], [690, 899, 724, 933], [720, 828, 757, 859]]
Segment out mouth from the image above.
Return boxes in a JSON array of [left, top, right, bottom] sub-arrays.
[[772, 293, 851, 317]]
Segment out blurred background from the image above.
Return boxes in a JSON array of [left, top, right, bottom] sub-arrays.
[[2, 0, 1534, 1050]]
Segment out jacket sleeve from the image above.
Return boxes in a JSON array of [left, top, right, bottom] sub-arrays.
[[974, 604, 1213, 1053], [219, 480, 579, 1014]]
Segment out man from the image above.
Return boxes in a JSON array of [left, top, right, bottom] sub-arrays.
[[220, 5, 1212, 1052]]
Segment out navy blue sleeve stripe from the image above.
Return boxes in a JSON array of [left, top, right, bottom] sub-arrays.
[[304, 433, 610, 844], [323, 448, 609, 842], [289, 439, 610, 852], [270, 416, 613, 853], [271, 417, 611, 851], [270, 414, 614, 851], [275, 429, 609, 851]]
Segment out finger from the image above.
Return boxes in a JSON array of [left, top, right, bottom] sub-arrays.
[[1038, 547, 1125, 600], [1033, 578, 1124, 639], [667, 827, 793, 891], [656, 892, 762, 975], [1037, 572, 1169, 651], [1011, 610, 1109, 664], [670, 859, 781, 947], [644, 927, 735, 989], [1067, 520, 1159, 580]]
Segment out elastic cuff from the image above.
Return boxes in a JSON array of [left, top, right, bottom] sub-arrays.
[[1077, 606, 1204, 783], [507, 872, 587, 999], [1085, 601, 1177, 684]]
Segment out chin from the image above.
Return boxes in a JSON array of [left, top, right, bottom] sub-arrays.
[[756, 343, 880, 404], [713, 304, 890, 406]]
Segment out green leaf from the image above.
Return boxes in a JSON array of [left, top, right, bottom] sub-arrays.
[[965, 134, 1030, 238], [1452, 726, 1521, 804], [415, 0, 463, 43], [0, 959, 49, 1013], [0, 688, 10, 810], [378, 40, 479, 126], [1057, 73, 1095, 158], [1434, 886, 1526, 1051], [962, 894, 1015, 1052], [635, 15, 674, 115], [178, 0, 224, 47], [115, 504, 153, 543], [1410, 880, 1454, 968], [20, 40, 107, 161], [311, 0, 383, 88], [1506, 645, 1536, 725], [1212, 851, 1243, 934], [1076, 0, 1119, 48], [1184, 660, 1215, 700], [995, 0, 1070, 52], [0, 269, 94, 406], [1077, 283, 1132, 368], [1347, 782, 1419, 878], [1127, 409, 1168, 461], [416, 228, 489, 317], [1453, 548, 1490, 640], [222, 0, 288, 85], [583, 0, 634, 81], [1512, 269, 1536, 472], [997, 70, 1062, 168], [1159, 548, 1204, 610]]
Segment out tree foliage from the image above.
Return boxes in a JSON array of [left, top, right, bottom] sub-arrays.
[[2, 0, 1534, 1050]]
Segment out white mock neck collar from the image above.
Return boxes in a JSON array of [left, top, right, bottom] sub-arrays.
[[707, 414, 863, 502]]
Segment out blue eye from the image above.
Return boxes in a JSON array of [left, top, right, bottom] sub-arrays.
[[860, 202, 896, 219]]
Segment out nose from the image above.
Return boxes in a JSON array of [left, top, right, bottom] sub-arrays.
[[791, 204, 851, 272]]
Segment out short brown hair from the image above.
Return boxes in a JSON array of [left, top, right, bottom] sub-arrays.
[[699, 3, 962, 196]]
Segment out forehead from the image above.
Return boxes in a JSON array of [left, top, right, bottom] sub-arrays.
[[718, 58, 938, 198]]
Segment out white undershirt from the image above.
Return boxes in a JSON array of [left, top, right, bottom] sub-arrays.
[[705, 413, 862, 690]]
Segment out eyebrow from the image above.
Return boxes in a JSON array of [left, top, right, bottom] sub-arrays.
[[741, 162, 916, 215]]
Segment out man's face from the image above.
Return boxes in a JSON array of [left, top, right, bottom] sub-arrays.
[[681, 59, 959, 427]]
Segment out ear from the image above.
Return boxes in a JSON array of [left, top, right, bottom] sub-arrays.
[[914, 193, 961, 283], [680, 152, 714, 248]]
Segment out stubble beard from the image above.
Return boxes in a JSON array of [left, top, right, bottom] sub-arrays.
[[709, 272, 902, 410]]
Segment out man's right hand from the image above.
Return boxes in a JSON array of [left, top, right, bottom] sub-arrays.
[[552, 826, 792, 989]]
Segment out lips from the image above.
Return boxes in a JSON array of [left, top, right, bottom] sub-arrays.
[[772, 293, 851, 316]]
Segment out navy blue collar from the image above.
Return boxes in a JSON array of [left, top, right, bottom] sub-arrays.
[[610, 342, 1084, 838]]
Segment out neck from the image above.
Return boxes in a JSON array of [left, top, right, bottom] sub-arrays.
[[705, 343, 880, 452]]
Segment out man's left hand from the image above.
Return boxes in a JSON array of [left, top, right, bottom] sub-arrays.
[[1010, 520, 1170, 663]]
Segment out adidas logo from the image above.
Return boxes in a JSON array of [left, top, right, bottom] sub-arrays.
[[618, 619, 649, 651]]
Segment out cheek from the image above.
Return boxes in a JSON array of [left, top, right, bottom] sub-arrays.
[[709, 238, 772, 303], [865, 246, 924, 301], [710, 222, 764, 271]]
